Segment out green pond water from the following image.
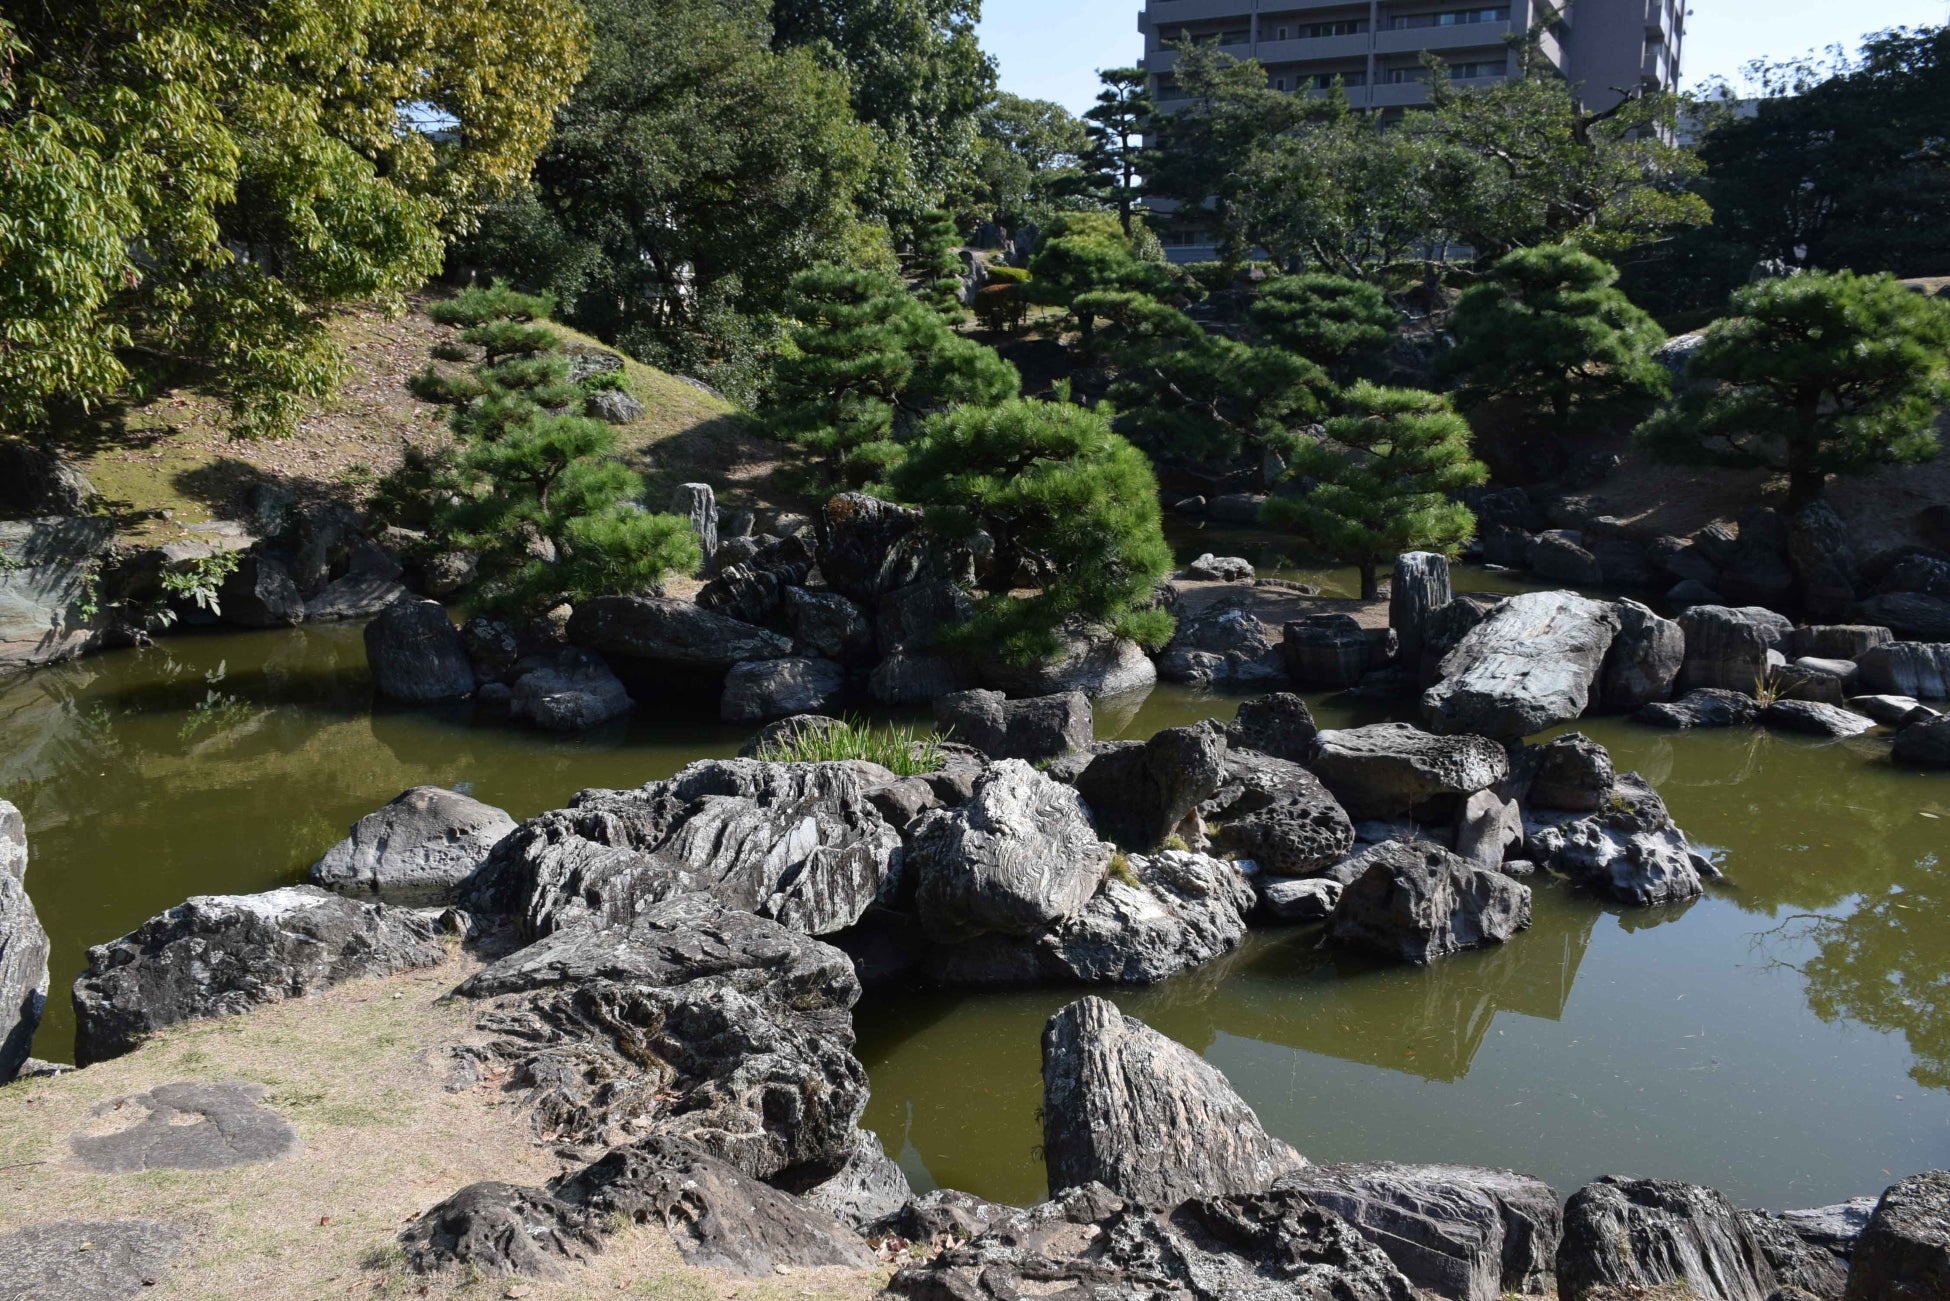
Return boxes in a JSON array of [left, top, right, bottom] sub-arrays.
[[2, 558, 1947, 1215]]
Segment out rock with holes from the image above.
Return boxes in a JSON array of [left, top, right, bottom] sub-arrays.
[[456, 899, 866, 1178], [1557, 1177, 1778, 1301], [1226, 693, 1320, 763], [909, 760, 1111, 944], [1158, 607, 1287, 687], [71, 887, 446, 1066], [1422, 591, 1620, 739], [1042, 997, 1306, 1206], [1844, 1172, 1950, 1301], [923, 850, 1254, 986], [310, 787, 516, 904], [0, 800, 48, 1083], [1074, 722, 1229, 851], [1311, 724, 1509, 820], [401, 1181, 600, 1279], [1525, 774, 1708, 906], [1204, 749, 1355, 877], [802, 1128, 914, 1232], [1329, 841, 1531, 965], [1274, 1163, 1561, 1301], [459, 759, 904, 939]]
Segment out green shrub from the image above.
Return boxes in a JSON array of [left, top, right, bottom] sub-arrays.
[[1251, 275, 1396, 381], [461, 319, 560, 363], [428, 285, 557, 328], [406, 367, 483, 406], [1025, 212, 1176, 309], [911, 208, 966, 319], [984, 264, 1031, 285]]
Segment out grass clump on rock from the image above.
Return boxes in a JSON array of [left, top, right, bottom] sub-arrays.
[[755, 716, 947, 777]]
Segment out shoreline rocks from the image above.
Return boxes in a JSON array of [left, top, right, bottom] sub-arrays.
[[310, 787, 515, 904]]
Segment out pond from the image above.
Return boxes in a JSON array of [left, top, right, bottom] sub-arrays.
[[2, 581, 1946, 1215]]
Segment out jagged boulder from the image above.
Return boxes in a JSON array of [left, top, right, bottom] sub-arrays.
[[1601, 599, 1684, 710], [1858, 642, 1950, 700], [568, 596, 791, 671], [1453, 790, 1524, 870], [1845, 1172, 1950, 1301], [719, 656, 846, 723], [815, 493, 926, 605], [1274, 1163, 1561, 1301], [0, 800, 49, 1082], [1853, 592, 1950, 641], [924, 850, 1253, 986], [1523, 734, 1616, 811], [1678, 605, 1794, 692], [783, 587, 874, 664], [1744, 1209, 1849, 1299], [1329, 841, 1531, 965], [217, 552, 305, 628], [1258, 875, 1344, 922], [1310, 724, 1508, 820], [1526, 774, 1707, 906], [911, 760, 1110, 944], [980, 625, 1157, 699], [887, 1182, 1414, 1301], [1226, 692, 1320, 762], [1635, 687, 1762, 730], [1204, 749, 1356, 876], [1284, 614, 1391, 689], [72, 887, 446, 1065], [1185, 553, 1256, 582], [364, 598, 474, 702], [1158, 606, 1286, 687], [1391, 552, 1453, 661], [310, 787, 515, 904], [1558, 1177, 1777, 1301], [1042, 996, 1306, 1206], [460, 759, 904, 939], [1422, 591, 1620, 738], [454, 898, 867, 1177], [1073, 722, 1228, 850], [1894, 715, 1950, 768], [935, 689, 1093, 762], [802, 1128, 913, 1232]]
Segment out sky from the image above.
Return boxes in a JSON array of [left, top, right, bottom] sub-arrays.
[[976, 0, 1950, 113]]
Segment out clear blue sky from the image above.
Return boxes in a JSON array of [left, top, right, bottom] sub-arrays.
[[977, 0, 1950, 112]]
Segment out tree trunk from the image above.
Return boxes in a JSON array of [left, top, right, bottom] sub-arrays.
[[1787, 468, 1826, 509], [1359, 561, 1379, 601]]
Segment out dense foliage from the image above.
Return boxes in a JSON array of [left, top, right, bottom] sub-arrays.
[[1442, 246, 1668, 432], [1250, 275, 1397, 382], [910, 209, 968, 318], [1264, 384, 1487, 599], [973, 93, 1089, 232], [1080, 68, 1154, 237], [765, 265, 1018, 485], [1026, 213, 1174, 310], [1638, 272, 1950, 506], [0, 0, 585, 438], [412, 288, 699, 612], [887, 398, 1175, 664]]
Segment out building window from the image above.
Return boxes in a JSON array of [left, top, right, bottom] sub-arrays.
[[1387, 8, 1508, 30], [1383, 60, 1501, 83], [1309, 71, 1367, 89], [1297, 19, 1369, 38]]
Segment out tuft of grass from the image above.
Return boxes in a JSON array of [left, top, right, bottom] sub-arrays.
[[1752, 666, 1799, 707], [756, 715, 947, 777], [1162, 834, 1190, 853], [1106, 852, 1138, 888]]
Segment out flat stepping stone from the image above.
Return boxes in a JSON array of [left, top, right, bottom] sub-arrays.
[[0, 1220, 183, 1299], [71, 1081, 297, 1173]]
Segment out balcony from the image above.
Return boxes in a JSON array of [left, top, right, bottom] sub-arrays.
[[1370, 80, 1433, 107], [1373, 20, 1512, 55], [1144, 41, 1254, 72], [1645, 0, 1669, 39], [1254, 32, 1375, 62], [1144, 0, 1257, 23]]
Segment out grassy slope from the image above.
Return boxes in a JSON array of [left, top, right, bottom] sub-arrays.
[[0, 956, 888, 1300], [20, 298, 797, 548]]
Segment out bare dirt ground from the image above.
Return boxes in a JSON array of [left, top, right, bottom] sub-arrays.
[[0, 954, 889, 1301], [1172, 579, 1389, 630]]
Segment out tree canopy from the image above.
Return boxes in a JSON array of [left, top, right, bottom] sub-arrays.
[[973, 93, 1089, 231], [0, 0, 586, 438], [1081, 68, 1154, 236]]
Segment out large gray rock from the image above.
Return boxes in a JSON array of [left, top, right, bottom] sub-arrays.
[[1329, 841, 1531, 965], [364, 598, 474, 703], [911, 760, 1110, 944], [1844, 1172, 1950, 1301], [0, 800, 48, 1082], [304, 572, 408, 621], [669, 482, 718, 561], [309, 786, 516, 904], [1074, 722, 1228, 850], [0, 518, 114, 670], [1793, 625, 1893, 660], [1453, 790, 1524, 870], [1283, 614, 1392, 689], [454, 898, 867, 1178], [1526, 774, 1707, 906], [1531, 533, 1604, 587], [1557, 1177, 1777, 1301], [1226, 692, 1320, 762], [876, 576, 973, 655], [802, 1128, 913, 1232], [887, 1182, 1414, 1301], [70, 1080, 299, 1173], [1678, 605, 1795, 692], [568, 596, 790, 671], [217, 552, 305, 627], [1391, 553, 1453, 661], [1894, 715, 1950, 768], [1853, 591, 1950, 640], [1257, 875, 1344, 922], [1311, 724, 1509, 819], [981, 626, 1157, 699], [1763, 699, 1877, 738], [461, 759, 903, 940], [1601, 599, 1684, 710], [71, 886, 446, 1065], [719, 655, 846, 723], [783, 586, 873, 663], [1184, 552, 1256, 582], [1157, 606, 1286, 687], [1744, 1208, 1849, 1300], [509, 648, 633, 731], [815, 492, 926, 604], [401, 1180, 599, 1279], [1274, 1163, 1561, 1301], [1043, 996, 1306, 1206], [924, 850, 1254, 986], [1204, 749, 1356, 876], [1524, 733, 1616, 811], [1422, 591, 1620, 738], [935, 689, 1093, 762], [1635, 687, 1761, 730], [0, 1220, 185, 1301], [1858, 642, 1950, 700], [1776, 1199, 1877, 1259]]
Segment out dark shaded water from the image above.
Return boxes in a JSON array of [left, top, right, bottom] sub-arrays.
[[2, 566, 1946, 1212]]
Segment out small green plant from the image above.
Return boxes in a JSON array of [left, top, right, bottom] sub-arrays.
[[1162, 834, 1190, 853], [579, 369, 632, 395], [1753, 667, 1799, 707], [1106, 852, 1138, 887], [159, 552, 241, 620], [755, 716, 947, 777], [428, 339, 473, 363], [406, 366, 483, 405], [427, 284, 556, 328]]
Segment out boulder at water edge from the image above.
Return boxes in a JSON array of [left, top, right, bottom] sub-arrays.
[[1041, 996, 1306, 1206], [1677, 605, 1794, 692], [935, 688, 1092, 762], [1203, 748, 1355, 876], [0, 801, 49, 1082], [1845, 1171, 1950, 1301], [364, 598, 474, 702], [1894, 715, 1950, 768], [1422, 591, 1620, 738], [1329, 841, 1531, 965], [1073, 722, 1228, 850], [568, 595, 791, 671], [310, 786, 516, 904], [1557, 1177, 1778, 1301], [1310, 723, 1508, 820], [1226, 691, 1320, 762], [1858, 642, 1950, 700], [509, 648, 632, 731], [72, 886, 447, 1065], [1525, 773, 1708, 906], [1635, 687, 1762, 729], [1600, 598, 1684, 710], [719, 655, 846, 722]]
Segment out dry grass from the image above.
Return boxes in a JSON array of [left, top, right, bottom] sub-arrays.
[[0, 955, 887, 1301]]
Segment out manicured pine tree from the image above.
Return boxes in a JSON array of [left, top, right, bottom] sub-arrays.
[[1082, 67, 1154, 237], [887, 397, 1176, 665], [1263, 382, 1487, 600], [1440, 244, 1669, 431], [1638, 270, 1950, 507], [911, 208, 967, 319], [1251, 274, 1397, 383]]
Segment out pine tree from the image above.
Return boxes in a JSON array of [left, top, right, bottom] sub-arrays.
[[767, 264, 1018, 485], [1440, 244, 1669, 431], [1638, 271, 1950, 506], [887, 398, 1176, 665], [1251, 275, 1396, 382], [1082, 67, 1153, 237], [1264, 383, 1488, 599], [911, 208, 967, 319]]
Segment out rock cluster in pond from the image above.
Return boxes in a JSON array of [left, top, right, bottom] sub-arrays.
[[1423, 591, 1621, 738], [1329, 840, 1532, 965], [309, 786, 515, 904]]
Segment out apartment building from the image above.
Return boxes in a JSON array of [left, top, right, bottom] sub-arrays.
[[1142, 0, 1682, 112]]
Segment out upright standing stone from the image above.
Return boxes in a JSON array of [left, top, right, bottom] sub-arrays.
[[1391, 552, 1453, 661], [0, 800, 49, 1082], [671, 483, 717, 565]]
